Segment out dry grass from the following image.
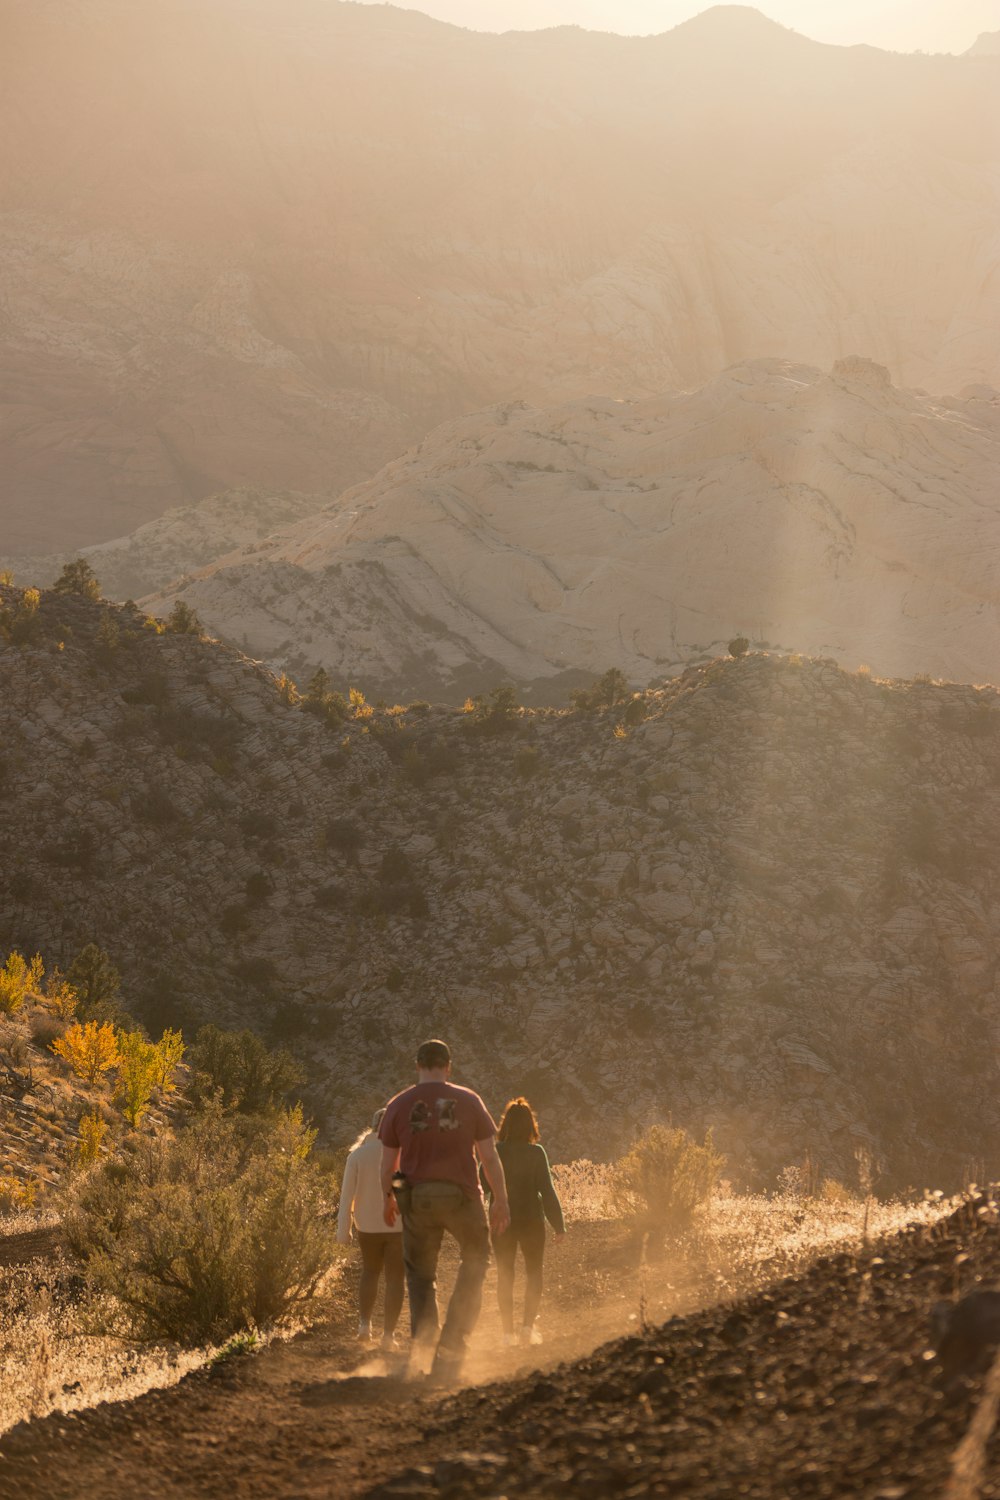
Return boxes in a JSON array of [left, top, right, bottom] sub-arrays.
[[0, 1259, 205, 1437], [553, 1158, 956, 1294]]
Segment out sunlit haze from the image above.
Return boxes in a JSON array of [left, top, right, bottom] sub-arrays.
[[358, 0, 998, 53]]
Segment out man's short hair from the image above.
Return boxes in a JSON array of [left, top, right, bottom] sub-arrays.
[[416, 1038, 451, 1069]]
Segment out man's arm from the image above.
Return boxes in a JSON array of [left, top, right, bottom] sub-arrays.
[[381, 1142, 401, 1227], [476, 1136, 510, 1236]]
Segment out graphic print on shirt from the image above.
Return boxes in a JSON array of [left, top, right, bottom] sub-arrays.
[[437, 1098, 460, 1131], [409, 1099, 432, 1132]]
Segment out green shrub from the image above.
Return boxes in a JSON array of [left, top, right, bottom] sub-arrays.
[[166, 600, 202, 635], [325, 818, 364, 856], [64, 1104, 334, 1344], [616, 1124, 723, 1241], [0, 587, 42, 645], [188, 1025, 303, 1115], [465, 683, 521, 735], [571, 667, 631, 711]]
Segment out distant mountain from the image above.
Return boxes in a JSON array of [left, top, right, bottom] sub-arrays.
[[1, 488, 327, 602], [2, 0, 998, 551], [966, 29, 1000, 53], [143, 359, 1000, 700], [4, 583, 1000, 1184]]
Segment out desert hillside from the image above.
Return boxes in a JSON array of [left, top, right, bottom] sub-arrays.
[[3, 582, 1000, 1186], [3, 1, 999, 551], [138, 358, 1000, 699]]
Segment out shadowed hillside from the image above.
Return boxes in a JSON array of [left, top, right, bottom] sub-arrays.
[[3, 582, 1000, 1186]]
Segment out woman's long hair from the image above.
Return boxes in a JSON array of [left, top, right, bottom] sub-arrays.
[[349, 1106, 385, 1152], [497, 1097, 539, 1144]]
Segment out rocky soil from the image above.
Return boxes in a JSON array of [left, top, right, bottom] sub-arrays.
[[3, 2, 999, 552], [2, 1195, 1000, 1500], [137, 358, 1000, 699], [3, 585, 1000, 1186]]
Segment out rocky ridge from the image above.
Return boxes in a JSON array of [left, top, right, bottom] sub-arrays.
[[141, 358, 1000, 699], [1, 487, 327, 603], [3, 585, 1000, 1186], [3, 1, 999, 551]]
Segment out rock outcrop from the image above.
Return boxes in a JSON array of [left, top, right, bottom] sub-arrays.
[[142, 360, 1000, 698], [3, 2, 999, 551], [3, 584, 1000, 1187]]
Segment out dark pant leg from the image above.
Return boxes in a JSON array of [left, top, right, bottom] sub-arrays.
[[356, 1231, 386, 1324], [492, 1227, 517, 1336], [519, 1219, 546, 1329], [383, 1233, 405, 1336], [402, 1197, 445, 1343], [438, 1192, 490, 1355]]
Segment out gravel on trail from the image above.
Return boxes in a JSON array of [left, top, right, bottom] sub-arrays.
[[3, 1202, 1000, 1500]]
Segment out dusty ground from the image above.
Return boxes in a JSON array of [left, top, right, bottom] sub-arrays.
[[2, 1206, 1000, 1499]]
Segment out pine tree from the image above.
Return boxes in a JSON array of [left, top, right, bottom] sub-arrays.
[[53, 558, 101, 600], [66, 944, 121, 1018], [167, 599, 202, 636]]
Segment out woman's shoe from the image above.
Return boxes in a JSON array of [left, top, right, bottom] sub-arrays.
[[522, 1325, 543, 1346], [357, 1320, 372, 1341], [502, 1331, 519, 1349]]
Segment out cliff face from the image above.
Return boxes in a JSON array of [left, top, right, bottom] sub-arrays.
[[3, 585, 1000, 1187], [140, 359, 1000, 698], [3, 1, 999, 551]]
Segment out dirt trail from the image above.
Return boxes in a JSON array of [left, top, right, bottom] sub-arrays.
[[6, 1207, 997, 1500], [0, 1222, 648, 1500]]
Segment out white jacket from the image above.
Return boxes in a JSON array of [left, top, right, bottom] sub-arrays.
[[337, 1132, 401, 1240]]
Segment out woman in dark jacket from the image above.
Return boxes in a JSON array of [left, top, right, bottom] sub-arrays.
[[487, 1097, 565, 1347]]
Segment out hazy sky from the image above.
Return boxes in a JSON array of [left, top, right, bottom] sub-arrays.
[[362, 0, 999, 53]]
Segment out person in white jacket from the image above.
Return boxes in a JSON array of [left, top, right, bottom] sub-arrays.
[[337, 1108, 404, 1345]]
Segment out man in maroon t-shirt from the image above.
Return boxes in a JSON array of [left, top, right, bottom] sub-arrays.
[[379, 1038, 509, 1382]]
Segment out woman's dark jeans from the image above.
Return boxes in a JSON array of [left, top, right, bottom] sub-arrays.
[[493, 1219, 545, 1334]]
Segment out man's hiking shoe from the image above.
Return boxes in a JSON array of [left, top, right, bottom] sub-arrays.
[[522, 1326, 543, 1346], [357, 1320, 372, 1341], [427, 1345, 464, 1387]]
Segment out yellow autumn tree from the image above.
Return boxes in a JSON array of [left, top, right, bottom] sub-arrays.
[[116, 1031, 160, 1127], [154, 1028, 185, 1093], [77, 1111, 108, 1166], [53, 1020, 120, 1085], [0, 951, 44, 1015]]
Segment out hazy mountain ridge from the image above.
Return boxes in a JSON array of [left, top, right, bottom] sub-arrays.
[[139, 358, 1000, 699], [3, 0, 999, 551], [3, 584, 1000, 1185], [1, 488, 328, 603]]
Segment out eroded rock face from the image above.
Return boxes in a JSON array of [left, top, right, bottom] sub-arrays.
[[3, 1, 999, 550], [3, 586, 1000, 1186], [143, 360, 1000, 698]]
